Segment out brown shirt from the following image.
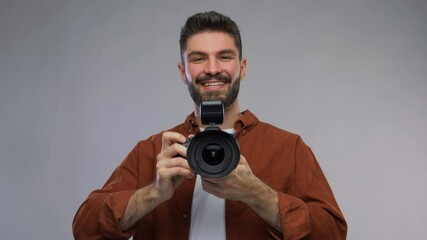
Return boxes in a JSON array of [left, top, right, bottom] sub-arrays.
[[73, 110, 347, 240]]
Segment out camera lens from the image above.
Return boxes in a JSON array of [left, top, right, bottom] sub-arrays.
[[186, 126, 240, 178], [202, 144, 225, 166]]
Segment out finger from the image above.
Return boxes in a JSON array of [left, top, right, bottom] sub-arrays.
[[156, 157, 195, 179], [201, 179, 224, 198], [187, 134, 195, 139], [157, 143, 187, 161], [157, 157, 190, 169], [161, 132, 187, 150], [238, 155, 247, 164], [201, 177, 224, 186], [157, 165, 195, 180]]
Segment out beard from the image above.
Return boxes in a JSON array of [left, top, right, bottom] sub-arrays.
[[187, 73, 241, 108]]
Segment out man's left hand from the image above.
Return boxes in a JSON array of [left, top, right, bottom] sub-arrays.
[[201, 155, 258, 202]]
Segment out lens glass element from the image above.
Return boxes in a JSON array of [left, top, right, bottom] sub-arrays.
[[202, 144, 225, 165]]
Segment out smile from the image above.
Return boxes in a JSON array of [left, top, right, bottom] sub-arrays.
[[202, 81, 225, 87]]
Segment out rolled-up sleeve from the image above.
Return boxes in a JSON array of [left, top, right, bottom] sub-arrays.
[[266, 136, 347, 240], [73, 140, 154, 239]]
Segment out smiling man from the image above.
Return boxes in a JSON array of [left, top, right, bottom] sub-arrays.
[[180, 31, 244, 110], [73, 11, 347, 240]]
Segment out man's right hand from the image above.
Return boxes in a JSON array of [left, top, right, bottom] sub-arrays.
[[120, 131, 194, 231], [155, 131, 195, 202]]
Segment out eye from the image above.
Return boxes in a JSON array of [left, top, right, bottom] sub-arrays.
[[220, 55, 234, 61], [191, 56, 205, 63]]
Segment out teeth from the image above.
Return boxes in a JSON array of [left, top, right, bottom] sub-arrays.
[[203, 82, 224, 87]]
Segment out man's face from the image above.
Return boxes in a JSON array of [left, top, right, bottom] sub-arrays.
[[179, 31, 246, 108]]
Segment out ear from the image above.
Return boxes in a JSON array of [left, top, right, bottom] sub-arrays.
[[177, 63, 187, 84], [239, 57, 247, 81]]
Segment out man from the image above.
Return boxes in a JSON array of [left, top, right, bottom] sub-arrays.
[[73, 11, 347, 240]]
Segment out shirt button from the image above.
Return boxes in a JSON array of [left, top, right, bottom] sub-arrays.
[[241, 128, 246, 135], [182, 213, 188, 219]]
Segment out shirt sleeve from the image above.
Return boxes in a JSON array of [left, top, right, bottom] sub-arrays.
[[272, 136, 347, 240], [72, 141, 153, 239]]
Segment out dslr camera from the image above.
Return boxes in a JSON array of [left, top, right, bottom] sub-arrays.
[[183, 101, 240, 178]]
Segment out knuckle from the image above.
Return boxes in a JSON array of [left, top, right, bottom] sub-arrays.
[[156, 168, 164, 177], [173, 143, 182, 152], [161, 132, 169, 141], [156, 153, 163, 163], [157, 168, 169, 179], [155, 162, 161, 171]]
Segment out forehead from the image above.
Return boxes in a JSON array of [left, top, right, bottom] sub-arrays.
[[184, 31, 238, 55]]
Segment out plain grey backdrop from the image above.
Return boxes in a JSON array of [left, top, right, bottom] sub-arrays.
[[1, 0, 426, 239]]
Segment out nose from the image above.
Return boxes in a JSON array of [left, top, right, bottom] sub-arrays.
[[205, 57, 222, 75]]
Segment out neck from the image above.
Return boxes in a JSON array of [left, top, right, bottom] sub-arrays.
[[194, 99, 241, 130]]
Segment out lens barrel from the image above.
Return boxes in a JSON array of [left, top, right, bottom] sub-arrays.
[[186, 126, 240, 178]]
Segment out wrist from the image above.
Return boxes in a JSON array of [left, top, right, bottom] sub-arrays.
[[240, 178, 281, 232], [243, 177, 276, 210], [120, 183, 162, 230], [143, 183, 165, 206], [131, 183, 165, 217]]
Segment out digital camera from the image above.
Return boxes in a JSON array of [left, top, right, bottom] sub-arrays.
[[183, 101, 240, 178]]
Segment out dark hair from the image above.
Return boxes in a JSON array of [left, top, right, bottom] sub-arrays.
[[180, 11, 242, 60]]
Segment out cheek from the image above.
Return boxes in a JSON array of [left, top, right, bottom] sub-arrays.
[[225, 65, 241, 78], [185, 72, 193, 82], [186, 66, 203, 81]]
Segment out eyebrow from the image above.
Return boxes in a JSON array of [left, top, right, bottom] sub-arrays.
[[187, 49, 238, 57], [187, 51, 207, 57], [218, 49, 237, 56]]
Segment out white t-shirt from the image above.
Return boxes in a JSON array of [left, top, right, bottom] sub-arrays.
[[188, 128, 235, 240], [188, 175, 226, 240]]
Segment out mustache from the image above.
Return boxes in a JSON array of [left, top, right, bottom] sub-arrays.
[[196, 73, 231, 84]]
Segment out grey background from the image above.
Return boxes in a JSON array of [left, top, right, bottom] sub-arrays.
[[1, 0, 426, 239]]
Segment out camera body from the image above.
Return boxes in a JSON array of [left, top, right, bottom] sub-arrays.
[[183, 101, 240, 178]]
